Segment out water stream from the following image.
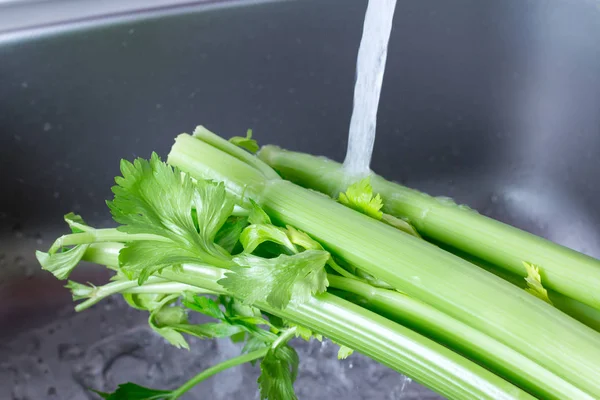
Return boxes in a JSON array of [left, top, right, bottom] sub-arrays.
[[343, 0, 398, 177]]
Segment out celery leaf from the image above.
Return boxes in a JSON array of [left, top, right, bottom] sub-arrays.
[[338, 177, 383, 219], [107, 154, 234, 282], [258, 345, 299, 400], [336, 344, 354, 360], [248, 199, 271, 225], [219, 250, 330, 309], [215, 216, 248, 253], [523, 261, 553, 305], [229, 129, 260, 154], [93, 382, 171, 399], [36, 244, 90, 280], [240, 224, 296, 254]]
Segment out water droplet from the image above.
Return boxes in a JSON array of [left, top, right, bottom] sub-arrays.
[[43, 123, 52, 132], [458, 204, 479, 214], [435, 196, 457, 206]]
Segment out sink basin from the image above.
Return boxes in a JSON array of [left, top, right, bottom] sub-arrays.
[[1, 0, 600, 398]]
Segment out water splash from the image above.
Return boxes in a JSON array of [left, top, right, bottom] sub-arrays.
[[343, 0, 398, 177]]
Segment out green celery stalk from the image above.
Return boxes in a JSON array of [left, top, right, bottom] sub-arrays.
[[327, 275, 592, 400], [168, 133, 600, 396], [170, 348, 269, 399], [258, 145, 600, 312], [441, 244, 600, 333], [82, 243, 123, 268], [79, 242, 533, 400], [81, 243, 531, 399], [265, 294, 532, 400]]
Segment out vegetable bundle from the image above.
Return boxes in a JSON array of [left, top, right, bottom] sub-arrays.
[[37, 126, 600, 399]]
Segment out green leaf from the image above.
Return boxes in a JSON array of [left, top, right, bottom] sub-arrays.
[[64, 212, 91, 233], [215, 216, 249, 253], [92, 382, 171, 400], [338, 177, 383, 220], [291, 260, 329, 304], [221, 295, 263, 320], [285, 225, 321, 251], [229, 129, 259, 154], [108, 154, 234, 282], [248, 199, 271, 225], [230, 331, 247, 343], [240, 224, 295, 254], [285, 226, 355, 279], [119, 241, 207, 284], [123, 292, 168, 312], [184, 294, 274, 344], [219, 250, 330, 309], [36, 244, 90, 280], [523, 262, 553, 305], [242, 335, 269, 355], [337, 344, 354, 360], [149, 302, 190, 350], [258, 346, 299, 400], [183, 295, 225, 320], [172, 322, 245, 339], [337, 178, 422, 238], [291, 324, 322, 342], [181, 294, 274, 347]]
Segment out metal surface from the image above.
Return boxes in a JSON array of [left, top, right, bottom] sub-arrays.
[[1, 0, 600, 398]]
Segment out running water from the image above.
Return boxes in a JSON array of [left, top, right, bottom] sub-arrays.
[[343, 0, 397, 177]]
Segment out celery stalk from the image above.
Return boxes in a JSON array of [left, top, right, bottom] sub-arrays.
[[327, 275, 593, 400], [82, 242, 532, 400], [168, 133, 600, 396], [442, 244, 600, 333], [258, 145, 600, 313]]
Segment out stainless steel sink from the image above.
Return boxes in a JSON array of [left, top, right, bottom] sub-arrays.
[[1, 0, 600, 398]]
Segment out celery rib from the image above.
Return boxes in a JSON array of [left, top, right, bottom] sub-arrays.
[[444, 244, 600, 333], [163, 269, 536, 400], [258, 145, 600, 312], [328, 275, 593, 400], [169, 134, 600, 396], [82, 243, 533, 400]]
